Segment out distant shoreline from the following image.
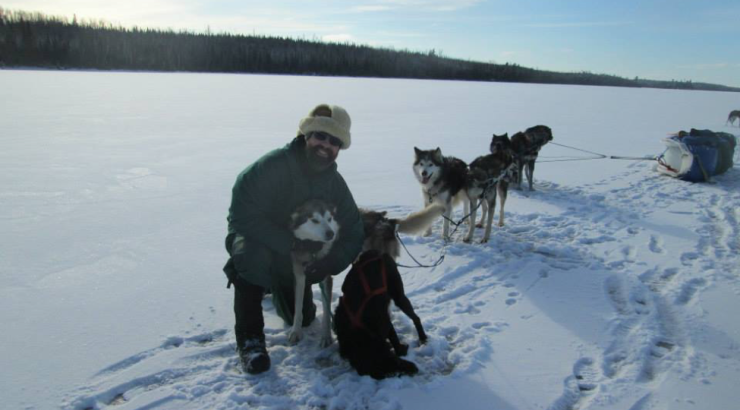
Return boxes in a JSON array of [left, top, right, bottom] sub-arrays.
[[2, 9, 738, 93], [3, 67, 739, 95]]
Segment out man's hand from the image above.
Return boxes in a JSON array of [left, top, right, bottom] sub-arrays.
[[292, 239, 324, 254], [305, 258, 333, 283]]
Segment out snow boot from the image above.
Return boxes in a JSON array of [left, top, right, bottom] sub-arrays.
[[238, 336, 270, 374], [233, 282, 270, 374]]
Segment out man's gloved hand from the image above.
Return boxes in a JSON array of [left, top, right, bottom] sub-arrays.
[[305, 258, 334, 283], [292, 239, 325, 254]]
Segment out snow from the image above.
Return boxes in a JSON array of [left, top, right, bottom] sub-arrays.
[[1, 69, 739, 410]]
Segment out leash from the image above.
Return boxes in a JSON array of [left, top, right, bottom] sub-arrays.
[[396, 231, 447, 269], [538, 142, 607, 162], [539, 142, 660, 164], [397, 162, 516, 269], [608, 155, 658, 161]]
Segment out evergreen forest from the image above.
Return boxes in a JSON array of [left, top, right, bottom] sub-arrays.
[[1, 8, 737, 92]]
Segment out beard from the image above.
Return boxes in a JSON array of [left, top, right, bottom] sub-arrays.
[[305, 145, 337, 171]]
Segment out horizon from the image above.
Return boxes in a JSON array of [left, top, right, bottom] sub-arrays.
[[2, 0, 739, 88]]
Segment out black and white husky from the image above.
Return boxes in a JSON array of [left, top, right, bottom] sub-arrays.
[[288, 199, 339, 347], [466, 134, 514, 243], [507, 125, 554, 191], [413, 147, 469, 239]]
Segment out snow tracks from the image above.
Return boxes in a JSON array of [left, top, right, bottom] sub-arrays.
[[543, 161, 740, 409], [63, 161, 740, 410]]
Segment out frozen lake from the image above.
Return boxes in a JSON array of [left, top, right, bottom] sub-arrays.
[[1, 69, 739, 410]]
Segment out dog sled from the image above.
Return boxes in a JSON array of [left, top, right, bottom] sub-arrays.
[[656, 129, 736, 182]]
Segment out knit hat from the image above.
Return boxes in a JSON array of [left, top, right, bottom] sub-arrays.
[[298, 104, 352, 150]]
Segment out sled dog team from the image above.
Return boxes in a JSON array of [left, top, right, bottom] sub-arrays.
[[286, 125, 553, 379], [414, 124, 553, 243]]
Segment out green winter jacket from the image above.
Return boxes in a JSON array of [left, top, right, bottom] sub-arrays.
[[225, 137, 364, 291]]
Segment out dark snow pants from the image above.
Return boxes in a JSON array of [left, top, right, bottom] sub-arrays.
[[224, 233, 316, 344]]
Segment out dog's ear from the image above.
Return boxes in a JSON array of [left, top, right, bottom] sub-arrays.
[[414, 147, 422, 156], [433, 147, 443, 163]]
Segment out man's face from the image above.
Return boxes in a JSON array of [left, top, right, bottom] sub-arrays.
[[305, 132, 341, 170]]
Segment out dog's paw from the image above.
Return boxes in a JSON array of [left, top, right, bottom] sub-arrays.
[[479, 239, 489, 244], [395, 343, 409, 357], [398, 359, 419, 375], [287, 329, 303, 344], [475, 223, 484, 228], [463, 237, 472, 244], [319, 334, 333, 348]]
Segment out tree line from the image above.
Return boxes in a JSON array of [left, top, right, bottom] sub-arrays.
[[1, 8, 737, 92]]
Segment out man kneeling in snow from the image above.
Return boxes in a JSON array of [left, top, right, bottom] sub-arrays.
[[222, 104, 364, 374]]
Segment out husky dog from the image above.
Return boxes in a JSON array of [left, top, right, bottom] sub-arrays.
[[466, 134, 514, 243], [334, 204, 442, 379], [413, 147, 469, 239], [288, 199, 339, 347], [508, 125, 554, 191], [727, 110, 740, 127]]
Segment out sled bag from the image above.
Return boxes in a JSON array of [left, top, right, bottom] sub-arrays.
[[656, 130, 736, 182]]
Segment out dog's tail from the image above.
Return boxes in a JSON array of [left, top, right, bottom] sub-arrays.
[[397, 203, 445, 235]]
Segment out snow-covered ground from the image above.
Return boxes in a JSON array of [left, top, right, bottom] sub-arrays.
[[1, 69, 739, 410]]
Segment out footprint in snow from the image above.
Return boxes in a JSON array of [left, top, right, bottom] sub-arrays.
[[639, 338, 678, 382], [548, 357, 602, 410], [638, 267, 678, 293], [604, 275, 630, 315], [602, 350, 629, 379], [505, 291, 520, 306], [648, 235, 665, 254], [573, 357, 600, 393], [675, 277, 707, 305], [621, 245, 637, 262], [471, 321, 491, 329], [453, 301, 481, 315], [680, 251, 700, 266]]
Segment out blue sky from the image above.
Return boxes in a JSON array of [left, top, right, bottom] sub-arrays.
[[4, 0, 739, 87]]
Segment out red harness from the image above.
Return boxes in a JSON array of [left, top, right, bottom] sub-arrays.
[[341, 255, 388, 331]]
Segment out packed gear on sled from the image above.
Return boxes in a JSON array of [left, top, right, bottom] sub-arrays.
[[656, 129, 736, 182]]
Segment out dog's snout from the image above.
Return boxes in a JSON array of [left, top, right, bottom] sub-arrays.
[[325, 230, 335, 241]]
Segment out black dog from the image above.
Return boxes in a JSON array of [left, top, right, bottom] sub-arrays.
[[334, 207, 438, 379], [504, 125, 553, 191]]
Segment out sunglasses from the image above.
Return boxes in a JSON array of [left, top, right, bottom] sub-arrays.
[[311, 132, 343, 148]]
